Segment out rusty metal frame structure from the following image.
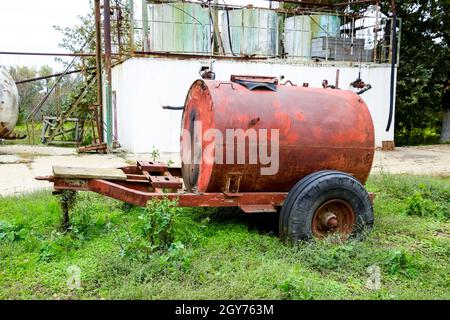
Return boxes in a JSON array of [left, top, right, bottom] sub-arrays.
[[38, 159, 374, 212], [132, 0, 397, 64], [39, 161, 284, 212]]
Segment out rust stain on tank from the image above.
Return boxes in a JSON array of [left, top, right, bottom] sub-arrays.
[[274, 112, 291, 136], [295, 112, 305, 121]]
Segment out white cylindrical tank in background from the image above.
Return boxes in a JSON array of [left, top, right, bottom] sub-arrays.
[[283, 15, 311, 59], [0, 66, 19, 139], [221, 8, 279, 56], [148, 2, 211, 54]]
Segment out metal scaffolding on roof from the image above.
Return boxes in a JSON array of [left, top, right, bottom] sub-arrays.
[[1, 0, 398, 153]]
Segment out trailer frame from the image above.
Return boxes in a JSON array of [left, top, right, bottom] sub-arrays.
[[37, 160, 289, 213]]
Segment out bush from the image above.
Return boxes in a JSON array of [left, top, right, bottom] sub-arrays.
[[144, 198, 178, 250], [395, 127, 441, 146], [404, 190, 449, 220], [118, 198, 181, 260]]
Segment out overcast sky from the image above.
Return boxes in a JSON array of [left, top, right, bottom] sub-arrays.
[[0, 0, 91, 69], [0, 0, 273, 71]]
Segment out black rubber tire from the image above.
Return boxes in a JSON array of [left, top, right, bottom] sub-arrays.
[[279, 170, 373, 242]]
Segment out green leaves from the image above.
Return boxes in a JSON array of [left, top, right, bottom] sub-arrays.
[[0, 221, 29, 243], [118, 198, 182, 260], [392, 0, 449, 145], [143, 198, 178, 251], [385, 249, 421, 278], [404, 190, 449, 219]]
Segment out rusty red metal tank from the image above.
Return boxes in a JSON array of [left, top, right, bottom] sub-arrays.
[[181, 78, 374, 193]]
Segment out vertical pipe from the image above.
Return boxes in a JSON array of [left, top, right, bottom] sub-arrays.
[[293, 13, 297, 58], [396, 17, 402, 66], [373, 1, 379, 62], [351, 17, 354, 58], [104, 0, 113, 151], [129, 0, 134, 52], [385, 10, 397, 132], [116, 1, 122, 53], [211, 0, 223, 55], [94, 0, 104, 143], [142, 0, 149, 51], [325, 16, 329, 61], [335, 69, 340, 89], [208, 2, 212, 54]]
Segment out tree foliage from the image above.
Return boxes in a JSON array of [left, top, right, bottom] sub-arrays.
[[8, 65, 84, 124], [8, 66, 43, 124], [52, 1, 131, 121], [381, 0, 449, 145]]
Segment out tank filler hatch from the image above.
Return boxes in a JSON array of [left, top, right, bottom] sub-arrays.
[[230, 75, 278, 92]]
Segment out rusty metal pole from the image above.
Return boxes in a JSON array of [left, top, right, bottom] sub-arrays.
[[142, 0, 149, 51], [129, 0, 134, 52], [94, 0, 104, 143], [103, 0, 113, 151]]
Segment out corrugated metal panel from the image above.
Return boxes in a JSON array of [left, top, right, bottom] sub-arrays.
[[283, 15, 312, 59], [221, 8, 279, 56], [310, 15, 341, 38], [148, 2, 211, 54]]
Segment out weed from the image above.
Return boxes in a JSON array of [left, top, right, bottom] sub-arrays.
[[0, 221, 29, 242], [404, 190, 449, 219], [278, 276, 315, 300], [144, 198, 178, 250], [151, 146, 160, 162], [38, 231, 80, 262], [385, 249, 421, 278], [117, 198, 182, 260]]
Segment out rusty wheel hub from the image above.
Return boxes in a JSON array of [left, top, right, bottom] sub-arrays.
[[312, 199, 355, 238]]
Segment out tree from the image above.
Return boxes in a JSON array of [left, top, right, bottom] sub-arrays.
[[381, 0, 449, 144], [53, 0, 132, 120], [8, 66, 43, 124]]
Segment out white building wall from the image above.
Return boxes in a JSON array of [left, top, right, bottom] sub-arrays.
[[112, 57, 396, 154]]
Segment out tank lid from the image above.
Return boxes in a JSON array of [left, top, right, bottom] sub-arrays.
[[230, 74, 278, 91]]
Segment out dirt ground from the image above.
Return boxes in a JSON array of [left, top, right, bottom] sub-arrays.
[[0, 144, 449, 197]]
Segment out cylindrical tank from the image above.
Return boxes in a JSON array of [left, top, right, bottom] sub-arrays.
[[0, 66, 19, 139], [148, 2, 210, 54], [310, 15, 341, 38], [283, 15, 312, 59], [221, 8, 279, 56], [181, 79, 374, 193]]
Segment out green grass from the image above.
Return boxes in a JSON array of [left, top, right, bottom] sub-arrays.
[[0, 174, 449, 300], [1, 124, 41, 145], [3, 123, 95, 146]]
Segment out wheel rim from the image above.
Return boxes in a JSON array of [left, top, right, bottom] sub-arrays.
[[312, 199, 355, 239]]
